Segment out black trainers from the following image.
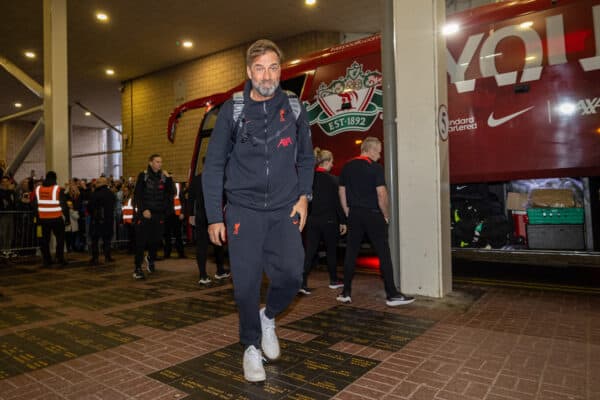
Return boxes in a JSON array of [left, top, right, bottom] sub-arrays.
[[214, 271, 231, 280], [336, 291, 351, 303], [133, 268, 145, 280], [386, 293, 415, 306], [298, 286, 312, 295]]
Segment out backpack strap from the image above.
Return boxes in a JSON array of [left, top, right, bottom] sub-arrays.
[[284, 90, 301, 120], [232, 91, 245, 123]]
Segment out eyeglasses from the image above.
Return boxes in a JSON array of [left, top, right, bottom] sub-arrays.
[[252, 64, 280, 74]]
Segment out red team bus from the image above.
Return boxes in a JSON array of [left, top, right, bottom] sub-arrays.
[[168, 0, 600, 254]]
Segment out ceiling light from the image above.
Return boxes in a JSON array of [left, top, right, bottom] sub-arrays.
[[355, 139, 363, 145], [519, 21, 533, 29], [442, 23, 460, 36], [84, 111, 91, 116], [525, 56, 536, 61], [24, 51, 36, 59], [96, 12, 109, 22], [182, 40, 193, 48], [105, 69, 115, 76], [305, 0, 316, 5], [14, 102, 22, 108], [289, 59, 301, 65]]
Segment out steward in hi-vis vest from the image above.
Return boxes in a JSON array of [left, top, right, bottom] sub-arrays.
[[122, 198, 134, 224], [164, 180, 185, 259], [32, 171, 70, 267]]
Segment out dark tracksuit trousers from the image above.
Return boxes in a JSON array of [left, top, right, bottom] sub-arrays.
[[91, 227, 112, 260], [343, 207, 397, 298], [40, 218, 66, 265], [195, 223, 226, 278], [164, 214, 184, 257], [134, 214, 164, 267], [226, 203, 304, 348], [302, 217, 340, 286]]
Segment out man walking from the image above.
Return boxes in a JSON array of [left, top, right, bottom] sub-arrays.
[[88, 177, 116, 265], [133, 154, 173, 279], [337, 137, 414, 306], [203, 39, 314, 382]]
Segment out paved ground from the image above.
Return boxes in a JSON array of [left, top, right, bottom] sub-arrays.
[[0, 252, 598, 399]]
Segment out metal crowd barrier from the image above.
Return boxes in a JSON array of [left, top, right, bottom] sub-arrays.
[[0, 210, 39, 259]]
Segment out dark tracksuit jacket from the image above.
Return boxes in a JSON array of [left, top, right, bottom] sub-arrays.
[[202, 80, 314, 347], [132, 167, 174, 268]]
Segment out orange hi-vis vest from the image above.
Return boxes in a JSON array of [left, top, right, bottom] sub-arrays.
[[122, 198, 134, 224], [173, 182, 182, 216], [35, 185, 63, 219]]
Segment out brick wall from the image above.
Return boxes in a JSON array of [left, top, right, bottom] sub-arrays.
[[121, 31, 341, 181], [0, 120, 108, 182]]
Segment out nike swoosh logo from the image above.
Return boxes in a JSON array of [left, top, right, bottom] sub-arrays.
[[487, 106, 535, 127], [456, 185, 467, 190]]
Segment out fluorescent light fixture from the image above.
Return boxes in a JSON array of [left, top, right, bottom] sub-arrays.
[[105, 69, 115, 76], [442, 23, 460, 36], [24, 51, 36, 59], [182, 40, 193, 48], [96, 12, 108, 22], [289, 59, 301, 65], [305, 0, 316, 5], [84, 111, 92, 116], [14, 102, 22, 108], [525, 56, 536, 61], [558, 102, 576, 115], [519, 21, 533, 29]]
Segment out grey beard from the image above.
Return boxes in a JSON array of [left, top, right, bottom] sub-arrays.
[[254, 82, 277, 97]]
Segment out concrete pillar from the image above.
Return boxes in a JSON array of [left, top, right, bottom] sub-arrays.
[[43, 0, 70, 183], [394, 0, 452, 297]]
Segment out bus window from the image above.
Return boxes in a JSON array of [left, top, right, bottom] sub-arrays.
[[193, 105, 221, 176], [280, 75, 307, 96]]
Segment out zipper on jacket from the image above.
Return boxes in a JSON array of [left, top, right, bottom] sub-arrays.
[[263, 102, 269, 208]]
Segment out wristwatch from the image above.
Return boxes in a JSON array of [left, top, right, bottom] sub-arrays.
[[303, 193, 313, 201]]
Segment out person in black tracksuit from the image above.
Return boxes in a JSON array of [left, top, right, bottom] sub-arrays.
[[189, 173, 228, 283], [338, 137, 414, 307], [163, 180, 185, 258], [202, 40, 314, 382], [133, 154, 174, 279], [87, 177, 116, 265], [300, 148, 347, 294]]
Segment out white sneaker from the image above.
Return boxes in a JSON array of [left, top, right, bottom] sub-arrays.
[[198, 277, 212, 285], [214, 271, 231, 280], [260, 308, 280, 360], [336, 293, 352, 303], [243, 345, 266, 382]]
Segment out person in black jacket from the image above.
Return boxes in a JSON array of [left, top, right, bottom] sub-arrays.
[[202, 39, 314, 382], [338, 137, 414, 307], [87, 177, 116, 265], [189, 172, 229, 284], [299, 148, 347, 295], [132, 154, 174, 279]]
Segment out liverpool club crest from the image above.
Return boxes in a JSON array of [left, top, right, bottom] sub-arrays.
[[305, 61, 383, 136]]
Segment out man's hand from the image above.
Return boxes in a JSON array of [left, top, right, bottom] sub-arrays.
[[179, 214, 185, 220], [208, 222, 227, 245], [189, 215, 195, 226], [143, 209, 151, 219], [290, 195, 309, 231], [339, 224, 347, 235]]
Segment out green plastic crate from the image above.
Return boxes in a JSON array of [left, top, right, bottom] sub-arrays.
[[526, 208, 584, 224]]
